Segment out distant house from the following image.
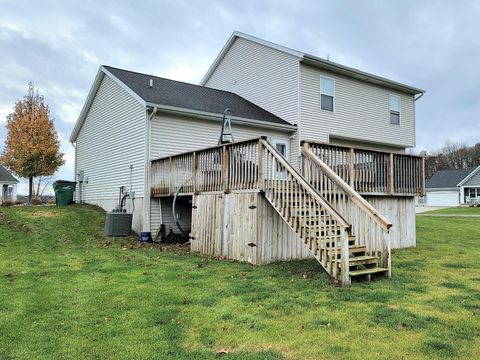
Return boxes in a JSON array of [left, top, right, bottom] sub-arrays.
[[425, 167, 480, 206], [0, 165, 18, 203]]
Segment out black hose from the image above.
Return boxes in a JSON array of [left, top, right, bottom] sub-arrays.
[[120, 194, 130, 212], [172, 185, 188, 237]]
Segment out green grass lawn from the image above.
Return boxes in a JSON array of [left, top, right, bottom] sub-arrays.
[[0, 205, 479, 360], [423, 206, 480, 215]]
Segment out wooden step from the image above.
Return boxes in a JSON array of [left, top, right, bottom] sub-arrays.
[[336, 255, 378, 267], [324, 245, 367, 257], [349, 267, 388, 277]]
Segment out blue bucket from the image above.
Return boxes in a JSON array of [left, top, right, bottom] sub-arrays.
[[140, 232, 152, 243]]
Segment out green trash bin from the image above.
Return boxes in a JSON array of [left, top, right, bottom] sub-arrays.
[[53, 180, 76, 206]]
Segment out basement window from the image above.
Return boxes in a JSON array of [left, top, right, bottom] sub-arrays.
[[320, 76, 335, 111], [389, 95, 401, 125]]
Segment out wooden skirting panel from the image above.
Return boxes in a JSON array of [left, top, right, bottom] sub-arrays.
[[190, 192, 312, 265], [190, 193, 415, 265], [363, 196, 416, 249]]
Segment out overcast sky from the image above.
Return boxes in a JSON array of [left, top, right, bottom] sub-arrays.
[[1, 0, 479, 194]]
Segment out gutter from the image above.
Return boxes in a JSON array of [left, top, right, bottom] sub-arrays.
[[302, 55, 425, 95], [145, 102, 297, 132]]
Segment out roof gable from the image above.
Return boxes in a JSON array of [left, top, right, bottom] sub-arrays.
[[200, 31, 424, 95], [0, 165, 19, 183], [458, 166, 480, 186], [426, 168, 476, 188]]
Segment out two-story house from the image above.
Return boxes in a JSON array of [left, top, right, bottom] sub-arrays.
[[201, 32, 424, 164], [71, 32, 425, 284]]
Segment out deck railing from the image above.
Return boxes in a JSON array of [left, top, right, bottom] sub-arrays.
[[151, 138, 261, 197], [302, 141, 425, 196]]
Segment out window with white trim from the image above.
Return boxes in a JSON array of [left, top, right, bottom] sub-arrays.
[[389, 95, 401, 125], [320, 76, 334, 111]]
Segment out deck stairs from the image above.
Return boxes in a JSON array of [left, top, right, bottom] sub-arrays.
[[260, 140, 392, 285]]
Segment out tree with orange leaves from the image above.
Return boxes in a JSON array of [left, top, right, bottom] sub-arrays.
[[1, 83, 65, 201]]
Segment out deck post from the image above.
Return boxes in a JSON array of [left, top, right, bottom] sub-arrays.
[[258, 139, 264, 191], [420, 156, 426, 196], [382, 230, 392, 277], [347, 148, 355, 189], [223, 145, 229, 193], [388, 153, 394, 195], [193, 152, 198, 194], [340, 229, 351, 286]]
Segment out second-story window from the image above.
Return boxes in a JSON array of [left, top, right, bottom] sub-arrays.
[[389, 95, 401, 125], [320, 76, 334, 111]]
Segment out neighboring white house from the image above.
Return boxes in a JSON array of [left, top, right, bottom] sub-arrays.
[[425, 167, 480, 206], [0, 165, 18, 203], [71, 32, 425, 237]]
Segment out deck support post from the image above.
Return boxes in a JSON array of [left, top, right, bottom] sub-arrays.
[[223, 145, 229, 193], [388, 153, 394, 195], [340, 229, 351, 286], [382, 230, 392, 277]]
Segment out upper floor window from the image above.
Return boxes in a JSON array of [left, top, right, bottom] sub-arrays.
[[389, 95, 401, 125], [320, 76, 335, 111]]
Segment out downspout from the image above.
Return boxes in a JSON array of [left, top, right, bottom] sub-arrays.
[[143, 106, 158, 232], [72, 142, 80, 203], [414, 92, 424, 101]]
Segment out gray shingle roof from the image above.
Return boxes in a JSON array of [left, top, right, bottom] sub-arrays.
[[0, 165, 18, 183], [103, 65, 294, 127], [426, 168, 475, 188]]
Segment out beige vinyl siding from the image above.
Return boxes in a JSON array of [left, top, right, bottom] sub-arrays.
[[300, 64, 416, 150], [76, 75, 146, 203], [203, 37, 300, 165], [204, 37, 300, 125], [463, 169, 480, 186], [150, 113, 292, 159]]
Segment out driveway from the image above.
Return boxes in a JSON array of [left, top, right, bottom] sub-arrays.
[[415, 206, 449, 214]]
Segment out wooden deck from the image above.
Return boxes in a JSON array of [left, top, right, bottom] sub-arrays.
[[150, 137, 424, 285]]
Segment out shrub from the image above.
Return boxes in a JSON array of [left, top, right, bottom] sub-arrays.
[[30, 197, 42, 205], [47, 199, 55, 205], [1, 200, 14, 207], [14, 199, 24, 205]]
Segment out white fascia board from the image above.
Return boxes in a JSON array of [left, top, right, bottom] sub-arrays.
[[100, 66, 147, 106], [145, 102, 297, 132], [200, 31, 304, 86], [457, 166, 480, 186], [69, 68, 104, 143], [69, 66, 147, 143]]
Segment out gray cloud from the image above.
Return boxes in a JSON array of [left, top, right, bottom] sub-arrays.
[[1, 0, 479, 193]]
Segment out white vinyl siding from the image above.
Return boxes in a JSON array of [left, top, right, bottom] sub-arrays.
[[150, 113, 291, 159], [300, 64, 416, 149], [204, 37, 300, 125], [76, 75, 146, 202]]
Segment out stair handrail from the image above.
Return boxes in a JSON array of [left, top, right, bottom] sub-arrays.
[[302, 145, 392, 232], [261, 139, 350, 231]]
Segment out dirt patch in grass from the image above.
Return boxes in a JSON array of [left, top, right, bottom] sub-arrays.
[[30, 210, 58, 218]]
